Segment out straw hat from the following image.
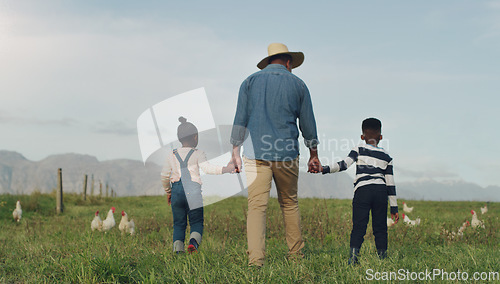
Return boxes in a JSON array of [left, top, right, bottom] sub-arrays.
[[257, 43, 304, 70]]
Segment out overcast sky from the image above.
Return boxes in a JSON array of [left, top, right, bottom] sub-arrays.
[[1, 1, 499, 188]]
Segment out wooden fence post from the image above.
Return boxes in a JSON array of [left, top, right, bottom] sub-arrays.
[[83, 174, 88, 201], [56, 168, 63, 214], [106, 182, 109, 198], [90, 174, 94, 196], [99, 181, 102, 198]]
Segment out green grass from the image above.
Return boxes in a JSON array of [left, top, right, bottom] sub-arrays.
[[0, 192, 498, 283]]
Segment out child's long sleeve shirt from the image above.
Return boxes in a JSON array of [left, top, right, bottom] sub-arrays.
[[324, 144, 398, 214], [161, 147, 223, 193]]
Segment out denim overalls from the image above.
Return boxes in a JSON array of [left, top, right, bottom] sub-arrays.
[[171, 148, 204, 246]]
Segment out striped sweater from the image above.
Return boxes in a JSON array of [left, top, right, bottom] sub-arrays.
[[323, 144, 398, 214]]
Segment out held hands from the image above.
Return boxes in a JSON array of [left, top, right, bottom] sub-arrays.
[[224, 146, 241, 174], [222, 160, 236, 174], [307, 153, 322, 174], [231, 146, 242, 173]]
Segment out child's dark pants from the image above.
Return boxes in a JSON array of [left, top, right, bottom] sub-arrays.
[[171, 148, 204, 245], [350, 184, 388, 250], [171, 180, 204, 242]]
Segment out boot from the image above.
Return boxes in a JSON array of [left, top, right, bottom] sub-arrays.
[[348, 247, 360, 265], [187, 232, 201, 254], [173, 240, 184, 254], [187, 238, 199, 253], [377, 249, 387, 260]]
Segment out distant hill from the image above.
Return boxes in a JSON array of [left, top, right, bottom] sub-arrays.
[[0, 150, 498, 201], [0, 150, 161, 196], [397, 178, 500, 202]]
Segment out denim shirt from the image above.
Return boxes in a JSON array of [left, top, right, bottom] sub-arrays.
[[230, 64, 319, 161]]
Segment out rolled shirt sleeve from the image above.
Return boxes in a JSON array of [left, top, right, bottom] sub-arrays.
[[230, 79, 249, 146], [298, 84, 319, 148]]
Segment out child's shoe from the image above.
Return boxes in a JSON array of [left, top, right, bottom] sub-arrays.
[[187, 232, 202, 254], [173, 240, 185, 254], [187, 238, 199, 254], [377, 249, 387, 260], [348, 247, 360, 265]]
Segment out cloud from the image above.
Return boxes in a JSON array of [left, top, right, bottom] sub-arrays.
[[0, 7, 260, 161], [0, 8, 261, 123]]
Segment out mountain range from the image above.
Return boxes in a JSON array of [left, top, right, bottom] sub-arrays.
[[0, 150, 498, 202], [0, 150, 160, 196]]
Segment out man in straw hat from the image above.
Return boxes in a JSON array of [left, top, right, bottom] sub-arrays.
[[230, 43, 321, 267]]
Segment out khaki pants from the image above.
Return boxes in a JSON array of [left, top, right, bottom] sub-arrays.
[[244, 156, 304, 266]]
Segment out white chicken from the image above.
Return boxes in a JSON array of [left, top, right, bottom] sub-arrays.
[[480, 204, 488, 215], [12, 200, 22, 222], [443, 220, 470, 240], [119, 210, 135, 235], [91, 210, 103, 231], [102, 207, 116, 232], [403, 202, 413, 213], [470, 210, 485, 229], [456, 220, 470, 237], [387, 217, 395, 227], [402, 213, 420, 226]]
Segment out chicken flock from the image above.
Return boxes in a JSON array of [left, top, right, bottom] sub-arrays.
[[441, 205, 488, 240], [386, 201, 421, 227], [10, 200, 136, 235], [386, 202, 489, 240], [9, 201, 491, 240], [91, 207, 135, 235]]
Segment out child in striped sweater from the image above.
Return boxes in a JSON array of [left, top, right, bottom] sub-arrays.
[[322, 118, 399, 264]]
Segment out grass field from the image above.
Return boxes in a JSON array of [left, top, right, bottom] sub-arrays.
[[0, 192, 498, 283]]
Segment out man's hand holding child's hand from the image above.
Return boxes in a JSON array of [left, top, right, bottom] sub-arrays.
[[307, 148, 322, 174], [223, 161, 236, 174]]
